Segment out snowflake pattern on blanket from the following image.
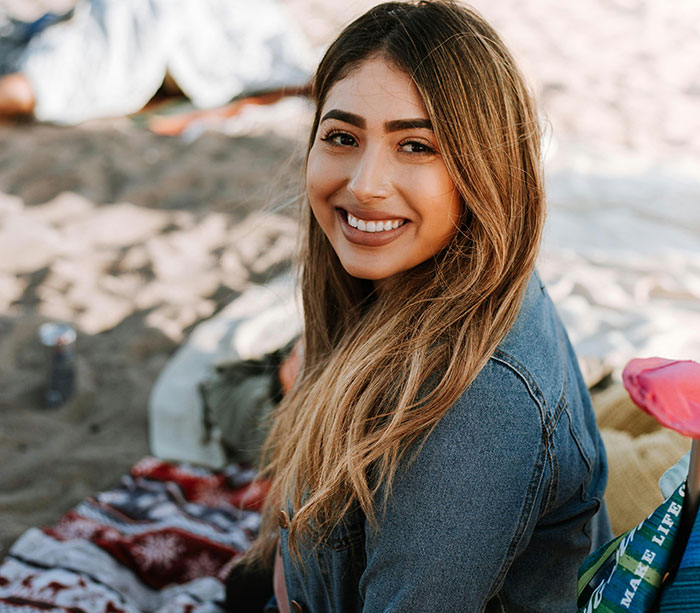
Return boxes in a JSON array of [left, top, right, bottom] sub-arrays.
[[0, 457, 268, 613]]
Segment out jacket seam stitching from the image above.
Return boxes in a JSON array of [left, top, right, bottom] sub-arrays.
[[548, 321, 570, 437], [566, 400, 594, 476], [546, 381, 568, 438], [546, 426, 559, 513], [486, 430, 548, 602], [492, 350, 548, 423], [544, 382, 566, 512], [484, 353, 549, 603]]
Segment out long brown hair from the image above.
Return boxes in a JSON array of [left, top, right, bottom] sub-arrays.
[[247, 0, 545, 565]]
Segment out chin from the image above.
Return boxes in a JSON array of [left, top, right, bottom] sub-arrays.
[[345, 268, 389, 282], [338, 258, 390, 281]]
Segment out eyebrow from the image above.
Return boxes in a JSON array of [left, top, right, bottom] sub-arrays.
[[385, 118, 433, 132], [320, 109, 433, 132]]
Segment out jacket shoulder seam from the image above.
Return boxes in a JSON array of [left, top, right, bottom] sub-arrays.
[[491, 349, 548, 420]]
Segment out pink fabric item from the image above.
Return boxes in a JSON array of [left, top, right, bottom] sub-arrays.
[[622, 357, 700, 437]]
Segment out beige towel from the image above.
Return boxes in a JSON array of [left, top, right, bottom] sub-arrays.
[[592, 384, 690, 535]]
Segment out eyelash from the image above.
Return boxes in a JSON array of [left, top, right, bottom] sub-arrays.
[[320, 129, 357, 147], [319, 129, 437, 155], [399, 140, 436, 155]]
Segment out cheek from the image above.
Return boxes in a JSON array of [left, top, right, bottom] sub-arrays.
[[305, 146, 321, 197], [432, 185, 463, 248], [306, 144, 336, 194], [417, 174, 462, 227], [436, 167, 462, 223], [306, 150, 335, 233], [306, 151, 324, 215], [306, 143, 351, 198], [448, 189, 463, 225]]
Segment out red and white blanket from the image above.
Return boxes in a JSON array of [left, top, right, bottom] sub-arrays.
[[0, 457, 267, 612]]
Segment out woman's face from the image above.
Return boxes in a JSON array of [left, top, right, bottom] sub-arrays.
[[306, 57, 462, 286]]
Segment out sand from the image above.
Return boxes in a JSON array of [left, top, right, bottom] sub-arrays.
[[1, 0, 700, 556]]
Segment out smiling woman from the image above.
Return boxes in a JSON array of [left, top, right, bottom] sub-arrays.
[[226, 2, 612, 612], [307, 58, 461, 285]]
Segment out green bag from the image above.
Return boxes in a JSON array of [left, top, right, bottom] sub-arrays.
[[199, 340, 296, 465]]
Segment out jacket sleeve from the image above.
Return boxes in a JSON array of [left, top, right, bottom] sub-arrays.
[[359, 360, 549, 612]]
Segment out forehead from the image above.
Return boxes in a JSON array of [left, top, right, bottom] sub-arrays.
[[321, 57, 428, 120]]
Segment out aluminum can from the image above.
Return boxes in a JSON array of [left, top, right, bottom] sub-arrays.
[[38, 322, 77, 408]]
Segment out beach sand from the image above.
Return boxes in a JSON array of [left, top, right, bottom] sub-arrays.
[[1, 0, 699, 556]]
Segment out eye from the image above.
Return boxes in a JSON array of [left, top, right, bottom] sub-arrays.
[[320, 130, 358, 148], [398, 139, 436, 155]]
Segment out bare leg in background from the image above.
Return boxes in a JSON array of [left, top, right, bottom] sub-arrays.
[[0, 73, 35, 118]]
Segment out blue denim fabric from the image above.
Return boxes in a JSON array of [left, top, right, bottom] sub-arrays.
[[278, 271, 612, 612]]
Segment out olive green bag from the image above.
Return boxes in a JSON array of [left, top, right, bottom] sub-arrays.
[[198, 340, 295, 465]]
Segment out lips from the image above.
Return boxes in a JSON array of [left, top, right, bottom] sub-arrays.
[[336, 208, 409, 246]]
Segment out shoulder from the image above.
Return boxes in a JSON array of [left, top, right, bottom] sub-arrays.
[[428, 271, 564, 455], [401, 270, 572, 490], [494, 270, 569, 408], [418, 357, 546, 483], [369, 341, 551, 606]]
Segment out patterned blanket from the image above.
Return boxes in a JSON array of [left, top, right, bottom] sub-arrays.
[[0, 457, 267, 612]]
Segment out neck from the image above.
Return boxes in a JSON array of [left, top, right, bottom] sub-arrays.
[[372, 278, 389, 296]]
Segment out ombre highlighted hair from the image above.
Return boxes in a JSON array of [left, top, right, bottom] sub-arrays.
[[245, 0, 545, 565]]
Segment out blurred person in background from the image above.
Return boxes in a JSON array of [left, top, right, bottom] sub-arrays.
[[0, 0, 315, 123]]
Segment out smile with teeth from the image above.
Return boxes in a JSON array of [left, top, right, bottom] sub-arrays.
[[346, 212, 406, 233]]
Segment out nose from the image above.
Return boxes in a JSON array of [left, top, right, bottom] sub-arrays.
[[347, 144, 392, 202]]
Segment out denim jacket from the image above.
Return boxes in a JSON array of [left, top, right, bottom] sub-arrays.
[[275, 272, 612, 612]]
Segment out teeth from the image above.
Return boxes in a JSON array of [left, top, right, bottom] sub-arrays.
[[346, 212, 404, 233]]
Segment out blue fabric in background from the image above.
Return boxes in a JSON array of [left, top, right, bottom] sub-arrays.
[[658, 496, 700, 611], [0, 11, 72, 75]]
